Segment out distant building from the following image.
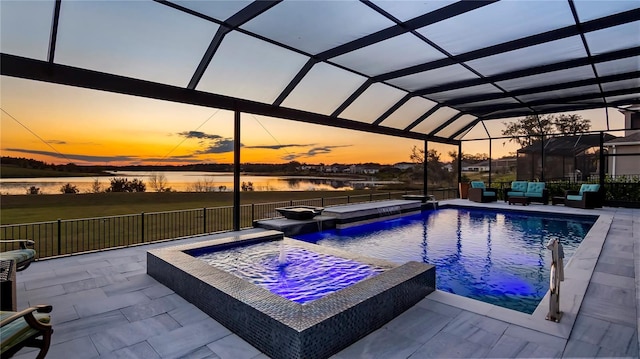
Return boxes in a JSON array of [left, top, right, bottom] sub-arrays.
[[324, 165, 341, 173], [349, 165, 380, 174], [298, 165, 322, 172], [492, 157, 517, 171], [393, 162, 416, 171], [462, 161, 489, 172]]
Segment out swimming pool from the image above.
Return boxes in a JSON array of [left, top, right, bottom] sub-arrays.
[[293, 206, 596, 313]]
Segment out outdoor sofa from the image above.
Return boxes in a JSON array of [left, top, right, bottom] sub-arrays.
[[503, 181, 549, 204], [468, 181, 498, 203], [565, 183, 603, 209]]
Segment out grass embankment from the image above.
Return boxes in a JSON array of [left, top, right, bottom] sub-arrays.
[[0, 190, 382, 224]]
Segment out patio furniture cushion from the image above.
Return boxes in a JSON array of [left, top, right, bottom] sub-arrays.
[[566, 194, 583, 201], [525, 182, 546, 198], [0, 309, 51, 356], [470, 181, 486, 189], [470, 182, 495, 197], [0, 240, 36, 271], [579, 184, 600, 195], [0, 249, 36, 265], [510, 181, 528, 192]]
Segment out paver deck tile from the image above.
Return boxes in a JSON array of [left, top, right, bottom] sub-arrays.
[[7, 203, 638, 358]]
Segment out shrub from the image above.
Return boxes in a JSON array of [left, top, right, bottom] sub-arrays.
[[106, 177, 146, 192], [241, 181, 254, 191], [189, 178, 216, 192], [90, 179, 102, 193], [149, 173, 169, 192], [60, 183, 79, 194], [26, 186, 40, 195]]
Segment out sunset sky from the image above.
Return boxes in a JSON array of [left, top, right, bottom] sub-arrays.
[[0, 0, 629, 167], [0, 76, 623, 169], [1, 76, 463, 166], [0, 75, 623, 166]]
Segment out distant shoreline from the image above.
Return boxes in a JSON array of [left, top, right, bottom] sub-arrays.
[[0, 168, 113, 179]]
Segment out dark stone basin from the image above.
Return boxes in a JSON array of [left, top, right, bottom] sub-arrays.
[[275, 206, 324, 220]]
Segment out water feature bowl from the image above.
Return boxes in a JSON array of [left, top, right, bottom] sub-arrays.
[[147, 230, 435, 359], [275, 205, 324, 220]]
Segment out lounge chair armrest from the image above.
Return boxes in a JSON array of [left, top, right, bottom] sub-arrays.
[[0, 239, 35, 249], [0, 305, 52, 329], [486, 187, 498, 192], [564, 190, 579, 196]]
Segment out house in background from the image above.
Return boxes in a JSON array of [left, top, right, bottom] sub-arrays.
[[462, 161, 490, 173], [492, 157, 517, 173], [604, 107, 640, 177], [393, 162, 416, 171], [516, 133, 617, 181]]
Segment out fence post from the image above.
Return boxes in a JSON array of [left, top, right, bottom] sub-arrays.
[[141, 212, 145, 243], [251, 203, 255, 223], [203, 208, 207, 233], [57, 219, 61, 256], [290, 200, 293, 206], [369, 193, 372, 201], [322, 197, 325, 207], [388, 192, 391, 199], [347, 195, 350, 203]]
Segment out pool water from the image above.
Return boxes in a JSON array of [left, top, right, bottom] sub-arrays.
[[293, 207, 595, 313], [193, 241, 384, 304]]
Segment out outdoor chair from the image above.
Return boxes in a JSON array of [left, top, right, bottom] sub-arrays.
[[523, 182, 548, 204], [468, 181, 497, 203], [565, 184, 603, 209], [0, 305, 53, 359], [503, 181, 528, 202], [503, 181, 548, 204], [0, 240, 36, 272]]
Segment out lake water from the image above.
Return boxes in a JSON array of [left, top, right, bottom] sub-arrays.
[[0, 171, 356, 195]]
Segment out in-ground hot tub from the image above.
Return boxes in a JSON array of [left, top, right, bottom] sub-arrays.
[[147, 230, 435, 359]]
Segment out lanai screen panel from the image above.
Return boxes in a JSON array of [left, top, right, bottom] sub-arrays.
[[0, 0, 54, 61], [1, 0, 639, 144]]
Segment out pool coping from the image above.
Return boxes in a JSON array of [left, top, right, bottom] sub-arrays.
[[425, 201, 613, 340]]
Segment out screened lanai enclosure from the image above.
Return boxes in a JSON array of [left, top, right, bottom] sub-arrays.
[[516, 133, 617, 182], [1, 0, 640, 217]]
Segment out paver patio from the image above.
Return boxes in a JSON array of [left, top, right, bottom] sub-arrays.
[[10, 200, 639, 359]]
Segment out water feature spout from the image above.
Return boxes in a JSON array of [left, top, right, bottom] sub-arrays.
[[278, 243, 287, 265]]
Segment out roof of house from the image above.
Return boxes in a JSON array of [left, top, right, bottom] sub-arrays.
[[518, 133, 618, 155], [604, 131, 640, 145]]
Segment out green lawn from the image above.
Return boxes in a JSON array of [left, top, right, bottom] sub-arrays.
[[0, 190, 389, 224]]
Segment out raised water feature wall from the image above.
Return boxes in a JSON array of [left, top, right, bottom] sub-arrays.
[[147, 230, 435, 359], [322, 199, 421, 228]]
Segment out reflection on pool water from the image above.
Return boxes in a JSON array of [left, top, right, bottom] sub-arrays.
[[293, 207, 596, 313], [192, 241, 384, 304]]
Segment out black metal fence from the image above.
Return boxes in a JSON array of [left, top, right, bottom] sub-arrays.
[[1, 188, 458, 259]]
